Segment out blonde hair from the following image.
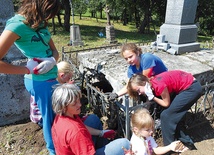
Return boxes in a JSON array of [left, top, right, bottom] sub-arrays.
[[131, 107, 154, 135], [57, 61, 73, 74]]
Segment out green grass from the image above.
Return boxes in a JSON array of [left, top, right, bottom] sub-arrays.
[[49, 15, 213, 53], [49, 16, 156, 52]]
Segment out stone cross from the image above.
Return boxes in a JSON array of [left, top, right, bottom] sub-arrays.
[[105, 5, 111, 26], [104, 5, 117, 44]]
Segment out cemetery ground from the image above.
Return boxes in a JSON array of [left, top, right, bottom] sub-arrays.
[[0, 109, 214, 155]]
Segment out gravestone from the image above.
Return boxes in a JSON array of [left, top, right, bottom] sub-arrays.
[[105, 6, 117, 44], [0, 0, 14, 33], [0, 1, 30, 126], [70, 25, 84, 46], [158, 0, 200, 54], [0, 0, 14, 23]]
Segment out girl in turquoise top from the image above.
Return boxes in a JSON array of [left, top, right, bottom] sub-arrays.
[[0, 0, 61, 154]]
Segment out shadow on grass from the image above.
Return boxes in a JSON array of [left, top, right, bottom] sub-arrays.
[[50, 22, 156, 47]]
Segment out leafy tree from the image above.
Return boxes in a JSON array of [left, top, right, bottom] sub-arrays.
[[73, 0, 88, 20], [196, 0, 214, 35]]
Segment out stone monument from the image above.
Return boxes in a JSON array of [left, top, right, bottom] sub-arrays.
[[69, 0, 84, 46], [0, 1, 30, 126], [70, 25, 84, 46], [157, 0, 200, 54], [105, 5, 117, 44], [0, 0, 14, 33]]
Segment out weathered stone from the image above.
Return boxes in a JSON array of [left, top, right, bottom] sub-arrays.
[[0, 0, 14, 26], [0, 46, 30, 126], [158, 0, 200, 54], [106, 25, 117, 44], [77, 46, 214, 101], [70, 25, 84, 46], [0, 2, 30, 126]]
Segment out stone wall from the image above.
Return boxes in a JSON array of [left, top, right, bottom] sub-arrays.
[[0, 0, 31, 126], [0, 46, 30, 126], [76, 46, 214, 97], [0, 0, 14, 26]]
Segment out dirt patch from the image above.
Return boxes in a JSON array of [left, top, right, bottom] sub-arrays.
[[0, 119, 48, 155]]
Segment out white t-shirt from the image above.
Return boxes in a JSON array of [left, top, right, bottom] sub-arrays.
[[130, 133, 158, 155]]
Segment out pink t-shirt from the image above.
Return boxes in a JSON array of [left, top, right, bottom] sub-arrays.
[[52, 115, 95, 155], [150, 70, 194, 96]]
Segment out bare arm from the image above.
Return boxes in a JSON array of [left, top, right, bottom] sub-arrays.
[[116, 84, 128, 96], [117, 67, 153, 96], [153, 141, 187, 154], [143, 67, 153, 78], [153, 87, 171, 107], [49, 38, 59, 62], [0, 30, 29, 74], [153, 145, 172, 155], [85, 125, 101, 136]]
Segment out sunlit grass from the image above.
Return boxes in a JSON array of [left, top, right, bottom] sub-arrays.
[[49, 15, 213, 53], [49, 15, 156, 52]]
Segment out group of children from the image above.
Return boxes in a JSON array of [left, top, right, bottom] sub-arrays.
[[0, 0, 202, 153], [29, 55, 191, 155], [108, 43, 202, 154], [47, 42, 199, 155]]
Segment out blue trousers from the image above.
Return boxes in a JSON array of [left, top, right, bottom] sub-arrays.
[[160, 80, 202, 145], [95, 138, 130, 155], [84, 114, 130, 154], [25, 78, 58, 155], [83, 114, 104, 146]]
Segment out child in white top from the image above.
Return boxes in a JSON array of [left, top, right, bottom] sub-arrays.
[[129, 108, 187, 155]]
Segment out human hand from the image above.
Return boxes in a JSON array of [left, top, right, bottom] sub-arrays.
[[144, 82, 154, 101], [25, 59, 39, 74], [107, 93, 118, 102], [169, 141, 188, 152], [99, 130, 116, 139], [33, 57, 56, 74], [123, 144, 136, 155]]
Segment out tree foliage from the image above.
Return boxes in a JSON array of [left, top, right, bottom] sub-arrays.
[[12, 0, 214, 35], [73, 0, 88, 20], [196, 0, 214, 35]]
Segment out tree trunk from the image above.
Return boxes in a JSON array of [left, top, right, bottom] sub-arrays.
[[100, 9, 102, 19], [63, 0, 71, 32], [57, 13, 62, 27], [139, 1, 151, 34], [122, 8, 128, 25], [52, 18, 56, 35]]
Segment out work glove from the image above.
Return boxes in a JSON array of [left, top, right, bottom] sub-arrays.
[[33, 57, 56, 74], [99, 130, 116, 139], [107, 93, 118, 102], [25, 59, 39, 74], [144, 82, 154, 101]]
